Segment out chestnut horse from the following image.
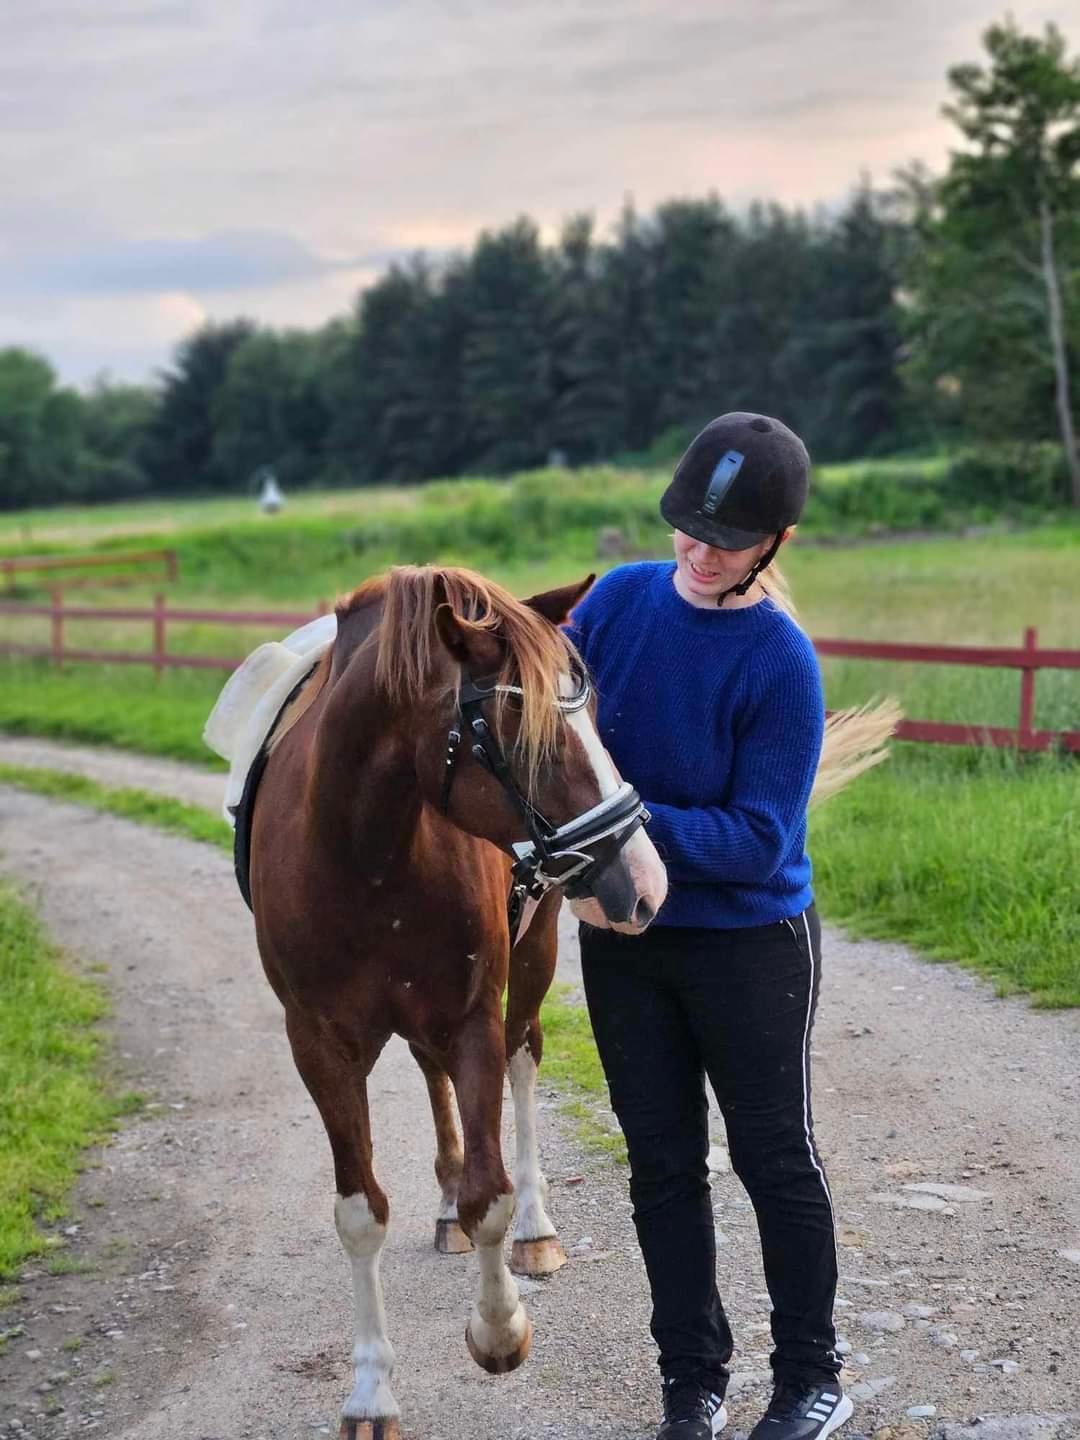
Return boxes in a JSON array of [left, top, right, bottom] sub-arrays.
[[249, 565, 667, 1438]]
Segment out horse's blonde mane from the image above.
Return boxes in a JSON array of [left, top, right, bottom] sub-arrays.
[[812, 698, 902, 805], [758, 557, 899, 800], [338, 566, 573, 793]]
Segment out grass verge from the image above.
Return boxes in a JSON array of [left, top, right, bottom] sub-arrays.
[[0, 765, 232, 850], [0, 880, 142, 1282], [539, 985, 626, 1160], [812, 744, 1080, 1007], [0, 664, 226, 767]]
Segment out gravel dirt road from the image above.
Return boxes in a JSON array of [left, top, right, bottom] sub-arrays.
[[1, 740, 1078, 1440]]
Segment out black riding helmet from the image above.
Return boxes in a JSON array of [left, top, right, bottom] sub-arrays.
[[659, 411, 810, 605]]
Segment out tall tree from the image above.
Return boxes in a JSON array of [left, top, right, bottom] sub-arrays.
[[546, 214, 624, 462], [790, 184, 905, 458], [140, 320, 255, 494], [0, 349, 84, 510], [601, 201, 660, 452], [78, 376, 156, 499], [462, 218, 553, 472], [908, 20, 1080, 502], [211, 329, 329, 491]]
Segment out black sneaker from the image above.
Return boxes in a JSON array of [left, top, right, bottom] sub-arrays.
[[657, 1375, 728, 1439], [748, 1380, 853, 1440]]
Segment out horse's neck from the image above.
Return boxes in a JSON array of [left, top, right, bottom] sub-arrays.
[[309, 619, 426, 858]]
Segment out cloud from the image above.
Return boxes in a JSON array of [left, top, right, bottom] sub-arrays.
[[3, 0, 1079, 382], [14, 230, 369, 297]]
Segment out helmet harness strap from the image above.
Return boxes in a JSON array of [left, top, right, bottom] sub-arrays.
[[714, 531, 783, 608]]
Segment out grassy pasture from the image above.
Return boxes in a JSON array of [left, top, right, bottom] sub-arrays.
[[0, 455, 948, 549], [0, 473, 1077, 1004]]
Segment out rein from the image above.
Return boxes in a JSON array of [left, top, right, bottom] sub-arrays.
[[439, 668, 648, 942]]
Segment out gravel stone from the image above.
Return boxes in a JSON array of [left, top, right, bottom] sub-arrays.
[[3, 755, 1080, 1439], [860, 1311, 906, 1333]]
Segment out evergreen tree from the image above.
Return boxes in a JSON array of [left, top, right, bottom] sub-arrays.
[[601, 201, 660, 452], [461, 218, 553, 472], [546, 214, 624, 462], [0, 348, 84, 509], [792, 184, 905, 458], [140, 320, 255, 493]]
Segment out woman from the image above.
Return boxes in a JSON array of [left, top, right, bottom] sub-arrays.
[[567, 413, 852, 1440]]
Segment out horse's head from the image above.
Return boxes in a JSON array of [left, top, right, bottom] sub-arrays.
[[375, 566, 667, 934]]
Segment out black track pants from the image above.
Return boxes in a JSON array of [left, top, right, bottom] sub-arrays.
[[580, 905, 841, 1393]]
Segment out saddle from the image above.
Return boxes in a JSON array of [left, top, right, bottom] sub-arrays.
[[227, 663, 323, 910], [204, 614, 337, 910]]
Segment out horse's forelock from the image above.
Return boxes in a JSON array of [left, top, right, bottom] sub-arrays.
[[342, 566, 569, 794]]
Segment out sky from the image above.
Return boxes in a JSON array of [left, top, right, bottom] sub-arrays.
[[3, 0, 1078, 386]]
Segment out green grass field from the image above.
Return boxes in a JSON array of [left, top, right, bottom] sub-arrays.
[[0, 475, 1077, 1006], [0, 880, 141, 1284]]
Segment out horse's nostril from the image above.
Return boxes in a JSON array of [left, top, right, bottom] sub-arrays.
[[633, 897, 655, 928]]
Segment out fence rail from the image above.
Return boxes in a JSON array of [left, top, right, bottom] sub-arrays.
[[0, 596, 1077, 753], [814, 628, 1080, 753], [0, 547, 178, 594]]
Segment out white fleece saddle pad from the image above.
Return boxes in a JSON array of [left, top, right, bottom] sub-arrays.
[[204, 613, 338, 825]]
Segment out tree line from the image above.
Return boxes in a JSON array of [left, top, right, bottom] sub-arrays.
[[2, 17, 1078, 512]]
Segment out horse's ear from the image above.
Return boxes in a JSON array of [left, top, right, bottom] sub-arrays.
[[523, 575, 595, 626], [434, 603, 503, 673]]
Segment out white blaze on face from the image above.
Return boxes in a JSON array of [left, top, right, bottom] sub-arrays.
[[561, 670, 619, 799], [560, 671, 668, 931]]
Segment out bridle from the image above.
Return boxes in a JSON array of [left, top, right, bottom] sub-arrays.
[[439, 665, 649, 941]]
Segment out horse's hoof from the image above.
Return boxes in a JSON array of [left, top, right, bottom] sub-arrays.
[[434, 1217, 473, 1254], [511, 1236, 566, 1277], [339, 1421, 401, 1440], [465, 1313, 533, 1375]]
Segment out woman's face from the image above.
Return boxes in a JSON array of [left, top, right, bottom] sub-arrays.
[[672, 529, 774, 604]]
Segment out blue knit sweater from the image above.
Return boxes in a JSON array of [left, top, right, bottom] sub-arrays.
[[566, 562, 825, 929]]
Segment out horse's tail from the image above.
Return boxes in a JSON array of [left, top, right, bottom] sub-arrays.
[[810, 698, 903, 806]]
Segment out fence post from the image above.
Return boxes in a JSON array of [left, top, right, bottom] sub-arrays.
[[1018, 626, 1038, 750], [152, 593, 167, 678], [50, 587, 64, 667], [165, 549, 179, 583], [316, 598, 330, 617]]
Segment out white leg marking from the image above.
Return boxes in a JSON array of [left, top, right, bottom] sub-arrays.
[[507, 1046, 556, 1243], [334, 1193, 399, 1421], [468, 1192, 529, 1358]]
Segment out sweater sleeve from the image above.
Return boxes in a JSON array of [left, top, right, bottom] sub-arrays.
[[643, 641, 825, 885]]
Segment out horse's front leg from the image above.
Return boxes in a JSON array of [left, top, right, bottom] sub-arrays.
[[450, 1004, 532, 1375], [286, 1012, 400, 1440], [505, 893, 566, 1277]]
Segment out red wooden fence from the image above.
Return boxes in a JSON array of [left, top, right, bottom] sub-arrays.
[[0, 596, 1077, 753], [0, 548, 178, 594], [814, 628, 1080, 753]]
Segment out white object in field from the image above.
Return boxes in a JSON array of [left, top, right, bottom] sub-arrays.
[[258, 472, 285, 513], [203, 613, 337, 824]]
